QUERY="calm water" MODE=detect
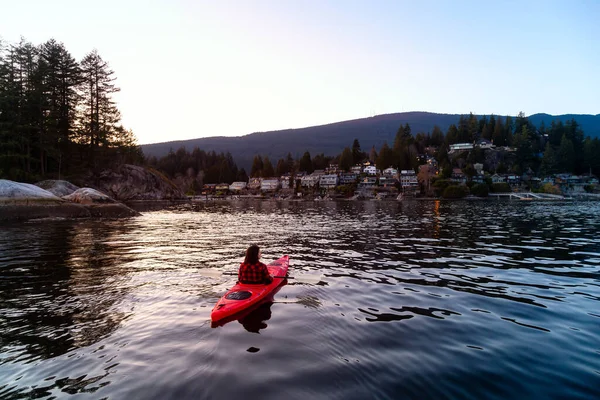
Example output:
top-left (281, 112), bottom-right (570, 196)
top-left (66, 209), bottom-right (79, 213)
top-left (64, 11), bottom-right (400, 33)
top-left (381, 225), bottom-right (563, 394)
top-left (0, 200), bottom-right (599, 400)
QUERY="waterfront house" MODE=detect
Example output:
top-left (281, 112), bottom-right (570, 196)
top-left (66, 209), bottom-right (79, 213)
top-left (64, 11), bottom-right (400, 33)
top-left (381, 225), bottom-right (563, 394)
top-left (383, 167), bottom-right (398, 177)
top-left (229, 181), bottom-right (247, 191)
top-left (400, 170), bottom-right (419, 191)
top-left (202, 183), bottom-right (217, 194)
top-left (319, 174), bottom-right (339, 189)
top-left (339, 173), bottom-right (358, 184)
top-left (491, 173), bottom-right (506, 183)
top-left (248, 177), bottom-right (262, 190)
top-left (301, 174), bottom-right (320, 188)
top-left (261, 178), bottom-right (280, 191)
top-left (364, 165), bottom-right (378, 175)
top-left (215, 183), bottom-right (230, 192)
top-left (507, 175), bottom-right (521, 186)
top-left (358, 176), bottom-right (377, 188)
top-left (279, 174), bottom-right (294, 190)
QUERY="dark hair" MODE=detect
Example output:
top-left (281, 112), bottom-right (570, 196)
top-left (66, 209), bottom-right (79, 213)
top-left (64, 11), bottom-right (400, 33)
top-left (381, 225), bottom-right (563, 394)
top-left (244, 245), bottom-right (260, 264)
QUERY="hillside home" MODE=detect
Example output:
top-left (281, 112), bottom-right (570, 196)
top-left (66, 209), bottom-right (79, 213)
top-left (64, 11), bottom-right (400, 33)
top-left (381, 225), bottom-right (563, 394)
top-left (383, 167), bottom-right (398, 176)
top-left (229, 182), bottom-right (247, 191)
top-left (358, 176), bottom-right (377, 188)
top-left (350, 165), bottom-right (363, 174)
top-left (215, 183), bottom-right (230, 191)
top-left (451, 169), bottom-right (467, 184)
top-left (378, 176), bottom-right (396, 187)
top-left (449, 143), bottom-right (473, 153)
top-left (339, 173), bottom-right (358, 184)
top-left (476, 139), bottom-right (494, 149)
top-left (261, 179), bottom-right (280, 191)
top-left (474, 163), bottom-right (484, 175)
top-left (319, 174), bottom-right (339, 189)
top-left (364, 165), bottom-right (378, 175)
top-left (326, 164), bottom-right (341, 174)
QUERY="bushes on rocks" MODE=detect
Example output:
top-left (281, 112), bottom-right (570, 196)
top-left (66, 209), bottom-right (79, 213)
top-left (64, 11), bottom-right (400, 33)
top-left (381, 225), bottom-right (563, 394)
top-left (470, 183), bottom-right (489, 197)
top-left (491, 183), bottom-right (511, 193)
top-left (442, 185), bottom-right (469, 199)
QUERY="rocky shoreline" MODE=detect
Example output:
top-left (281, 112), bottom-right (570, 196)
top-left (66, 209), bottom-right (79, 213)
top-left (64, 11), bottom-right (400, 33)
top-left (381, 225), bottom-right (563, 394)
top-left (0, 165), bottom-right (186, 221)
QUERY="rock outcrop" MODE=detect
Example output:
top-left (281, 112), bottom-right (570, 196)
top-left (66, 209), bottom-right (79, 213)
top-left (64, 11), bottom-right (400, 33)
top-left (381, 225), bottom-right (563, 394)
top-left (0, 179), bottom-right (139, 220)
top-left (63, 188), bottom-right (116, 204)
top-left (93, 164), bottom-right (185, 201)
top-left (35, 180), bottom-right (79, 197)
top-left (0, 180), bottom-right (63, 204)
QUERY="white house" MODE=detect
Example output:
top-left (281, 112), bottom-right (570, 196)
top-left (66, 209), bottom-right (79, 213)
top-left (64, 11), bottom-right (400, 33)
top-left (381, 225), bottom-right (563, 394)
top-left (319, 174), bottom-right (339, 188)
top-left (301, 174), bottom-right (320, 188)
top-left (261, 179), bottom-right (280, 191)
top-left (383, 167), bottom-right (398, 176)
top-left (229, 181), bottom-right (247, 191)
top-left (449, 143), bottom-right (473, 153)
top-left (364, 165), bottom-right (377, 175)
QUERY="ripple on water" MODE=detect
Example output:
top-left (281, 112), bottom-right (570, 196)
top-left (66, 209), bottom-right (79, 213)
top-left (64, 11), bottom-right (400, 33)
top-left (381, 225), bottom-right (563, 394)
top-left (1, 200), bottom-right (600, 399)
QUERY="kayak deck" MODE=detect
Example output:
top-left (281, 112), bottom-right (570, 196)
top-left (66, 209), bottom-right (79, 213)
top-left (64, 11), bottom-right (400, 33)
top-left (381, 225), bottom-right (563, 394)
top-left (210, 255), bottom-right (289, 323)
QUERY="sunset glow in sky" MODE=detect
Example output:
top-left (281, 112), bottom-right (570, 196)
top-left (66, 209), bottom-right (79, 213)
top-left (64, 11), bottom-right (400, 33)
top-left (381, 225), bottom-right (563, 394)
top-left (2, 0), bottom-right (599, 144)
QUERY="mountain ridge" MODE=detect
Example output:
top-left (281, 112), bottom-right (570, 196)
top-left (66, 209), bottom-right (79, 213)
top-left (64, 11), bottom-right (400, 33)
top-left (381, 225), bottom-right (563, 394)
top-left (141, 112), bottom-right (600, 171)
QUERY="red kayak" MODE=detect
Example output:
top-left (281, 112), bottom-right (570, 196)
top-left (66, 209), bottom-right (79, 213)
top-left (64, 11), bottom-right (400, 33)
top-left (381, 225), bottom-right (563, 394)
top-left (210, 255), bottom-right (289, 324)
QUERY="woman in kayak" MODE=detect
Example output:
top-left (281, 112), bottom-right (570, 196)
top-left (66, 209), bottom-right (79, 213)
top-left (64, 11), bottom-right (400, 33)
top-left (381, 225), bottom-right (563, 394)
top-left (238, 245), bottom-right (273, 285)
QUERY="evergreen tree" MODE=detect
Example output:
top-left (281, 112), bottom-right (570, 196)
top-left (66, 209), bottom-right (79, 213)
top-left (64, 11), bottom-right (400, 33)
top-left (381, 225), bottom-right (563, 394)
top-left (540, 143), bottom-right (557, 176)
top-left (299, 151), bottom-right (313, 173)
top-left (430, 125), bottom-right (444, 146)
top-left (339, 147), bottom-right (353, 171)
top-left (368, 146), bottom-right (377, 163)
top-left (557, 134), bottom-right (575, 173)
top-left (262, 156), bottom-right (275, 177)
top-left (351, 138), bottom-right (362, 164)
top-left (78, 49), bottom-right (121, 168)
top-left (250, 155), bottom-right (263, 177)
top-left (376, 142), bottom-right (394, 170)
top-left (275, 158), bottom-right (286, 176)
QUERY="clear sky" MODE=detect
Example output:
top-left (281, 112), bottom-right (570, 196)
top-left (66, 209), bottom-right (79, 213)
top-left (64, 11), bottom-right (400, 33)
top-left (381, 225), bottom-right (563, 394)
top-left (2, 0), bottom-right (599, 144)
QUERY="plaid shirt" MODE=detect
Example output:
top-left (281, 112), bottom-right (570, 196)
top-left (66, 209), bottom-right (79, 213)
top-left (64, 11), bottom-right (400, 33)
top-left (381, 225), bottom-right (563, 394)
top-left (238, 261), bottom-right (272, 284)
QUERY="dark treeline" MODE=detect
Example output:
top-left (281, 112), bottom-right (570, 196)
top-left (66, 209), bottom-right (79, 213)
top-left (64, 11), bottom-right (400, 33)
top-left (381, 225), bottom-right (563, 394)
top-left (146, 147), bottom-right (248, 194)
top-left (0, 37), bottom-right (142, 182)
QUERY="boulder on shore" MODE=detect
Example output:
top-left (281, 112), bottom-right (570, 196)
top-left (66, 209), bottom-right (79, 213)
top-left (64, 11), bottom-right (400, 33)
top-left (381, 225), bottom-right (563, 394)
top-left (0, 179), bottom-right (63, 204)
top-left (63, 188), bottom-right (116, 204)
top-left (94, 164), bottom-right (185, 201)
top-left (35, 180), bottom-right (79, 197)
top-left (0, 179), bottom-right (139, 220)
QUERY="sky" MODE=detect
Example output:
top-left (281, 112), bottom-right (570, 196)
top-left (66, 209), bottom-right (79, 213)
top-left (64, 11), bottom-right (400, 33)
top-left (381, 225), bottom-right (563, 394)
top-left (1, 0), bottom-right (599, 144)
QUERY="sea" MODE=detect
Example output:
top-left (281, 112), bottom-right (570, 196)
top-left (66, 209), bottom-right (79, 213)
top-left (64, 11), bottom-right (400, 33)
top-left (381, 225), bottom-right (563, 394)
top-left (0, 199), bottom-right (599, 400)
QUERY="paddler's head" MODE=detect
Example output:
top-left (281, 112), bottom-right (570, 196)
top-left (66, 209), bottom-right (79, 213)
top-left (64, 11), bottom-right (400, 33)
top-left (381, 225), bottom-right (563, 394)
top-left (245, 244), bottom-right (261, 264)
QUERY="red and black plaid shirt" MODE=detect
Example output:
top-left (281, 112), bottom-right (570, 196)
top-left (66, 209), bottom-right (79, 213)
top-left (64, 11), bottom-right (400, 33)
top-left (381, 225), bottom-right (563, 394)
top-left (238, 261), bottom-right (272, 284)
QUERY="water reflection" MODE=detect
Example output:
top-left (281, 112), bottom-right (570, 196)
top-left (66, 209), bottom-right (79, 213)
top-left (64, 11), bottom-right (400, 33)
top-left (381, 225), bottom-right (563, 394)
top-left (0, 200), bottom-right (599, 400)
top-left (238, 302), bottom-right (273, 333)
top-left (0, 220), bottom-right (135, 364)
